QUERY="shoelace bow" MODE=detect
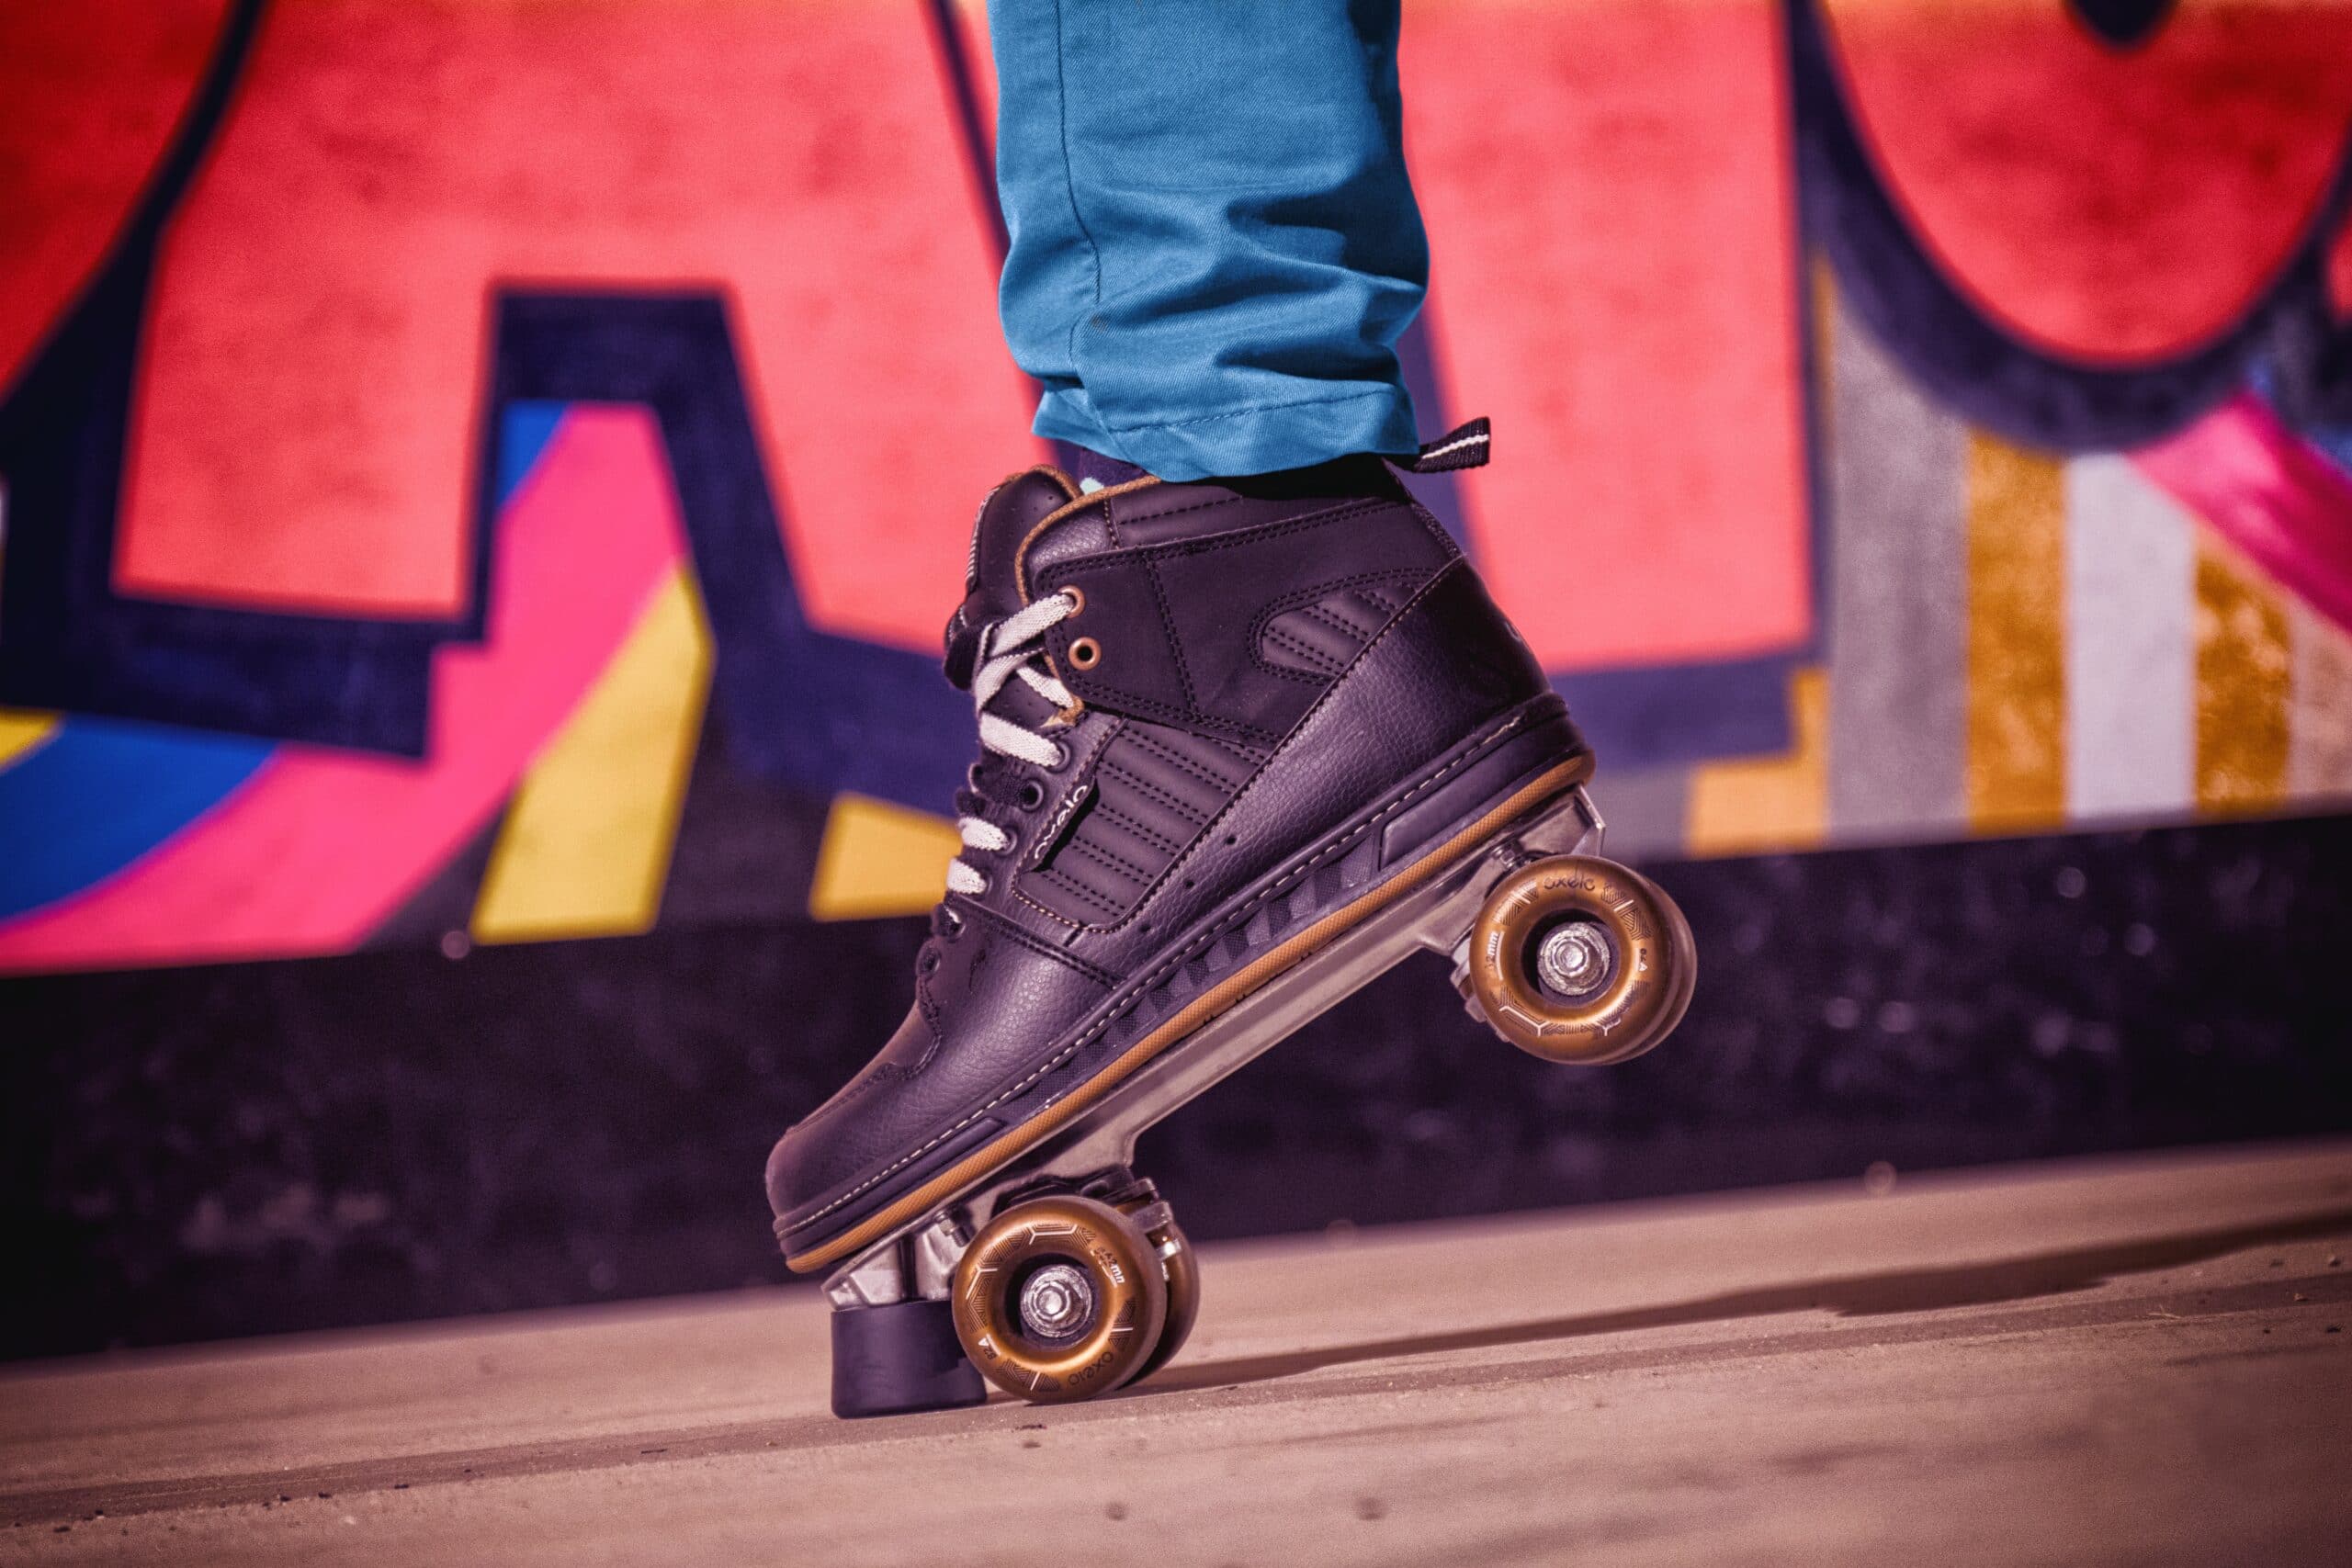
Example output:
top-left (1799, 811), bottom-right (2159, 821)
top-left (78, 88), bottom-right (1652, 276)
top-left (944, 590), bottom-right (1080, 897)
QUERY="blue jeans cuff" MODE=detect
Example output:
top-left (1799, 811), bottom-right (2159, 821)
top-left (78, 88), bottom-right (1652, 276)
top-left (1035, 385), bottom-right (1420, 481)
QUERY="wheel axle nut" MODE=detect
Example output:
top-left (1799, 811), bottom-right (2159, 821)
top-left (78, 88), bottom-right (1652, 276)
top-left (1019, 1263), bottom-right (1095, 1339)
top-left (1535, 922), bottom-right (1611, 998)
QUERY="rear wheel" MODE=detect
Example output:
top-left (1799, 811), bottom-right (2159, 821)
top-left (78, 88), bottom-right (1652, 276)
top-left (1462, 854), bottom-right (1695, 1066)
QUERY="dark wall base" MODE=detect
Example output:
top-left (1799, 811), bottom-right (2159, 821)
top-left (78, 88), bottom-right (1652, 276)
top-left (4, 813), bottom-right (2348, 1359)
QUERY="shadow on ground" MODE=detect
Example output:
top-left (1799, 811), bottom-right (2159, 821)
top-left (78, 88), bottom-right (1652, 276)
top-left (1148, 1205), bottom-right (2352, 1394)
top-left (7, 1199), bottom-right (2347, 1528)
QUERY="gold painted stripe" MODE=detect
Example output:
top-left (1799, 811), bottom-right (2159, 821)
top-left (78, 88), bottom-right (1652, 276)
top-left (472, 567), bottom-right (712, 943)
top-left (808, 794), bottom-right (964, 921)
top-left (1683, 667), bottom-right (1827, 858)
top-left (1964, 432), bottom-right (2067, 832)
top-left (2287, 601), bottom-right (2352, 804)
top-left (0, 710), bottom-right (61, 770)
top-left (786, 752), bottom-right (1595, 1274)
top-left (2192, 538), bottom-right (2291, 816)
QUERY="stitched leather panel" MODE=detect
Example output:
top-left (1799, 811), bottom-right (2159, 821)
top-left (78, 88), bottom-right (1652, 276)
top-left (770, 561), bottom-right (1576, 1247)
top-left (1018, 491), bottom-right (1114, 588)
top-left (766, 897), bottom-right (1114, 1221)
top-left (945, 469), bottom-right (1080, 687)
top-left (1255, 575), bottom-right (1419, 679)
top-left (1123, 725), bottom-right (1256, 796)
top-left (967, 470), bottom-right (1077, 625)
top-left (1038, 497), bottom-right (1455, 745)
top-left (1028, 840), bottom-right (1140, 922)
top-left (777, 694), bottom-right (1583, 1247)
top-left (1060, 561), bottom-right (1554, 950)
top-left (1015, 722), bottom-right (1258, 927)
top-left (971, 704), bottom-right (1124, 906)
top-left (1069, 798), bottom-right (1175, 880)
top-left (1089, 758), bottom-right (1200, 852)
top-left (1011, 560), bottom-right (1548, 944)
top-left (1100, 456), bottom-right (1408, 547)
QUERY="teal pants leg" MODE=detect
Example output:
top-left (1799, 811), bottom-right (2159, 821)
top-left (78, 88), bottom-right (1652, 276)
top-left (986, 0), bottom-right (1427, 479)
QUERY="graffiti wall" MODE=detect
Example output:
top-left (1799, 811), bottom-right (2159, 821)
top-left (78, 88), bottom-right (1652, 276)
top-left (4, 0), bottom-right (2350, 975)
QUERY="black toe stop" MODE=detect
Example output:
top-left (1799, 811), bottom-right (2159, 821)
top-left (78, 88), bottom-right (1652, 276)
top-left (830, 1297), bottom-right (989, 1419)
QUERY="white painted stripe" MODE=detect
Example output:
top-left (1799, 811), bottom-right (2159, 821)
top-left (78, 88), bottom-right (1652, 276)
top-left (2064, 456), bottom-right (2194, 821)
top-left (1822, 290), bottom-right (1968, 839)
top-left (2288, 599), bottom-right (2352, 803)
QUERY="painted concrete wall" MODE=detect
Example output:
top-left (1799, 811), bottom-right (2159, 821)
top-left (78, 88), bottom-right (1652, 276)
top-left (3, 0), bottom-right (2350, 973)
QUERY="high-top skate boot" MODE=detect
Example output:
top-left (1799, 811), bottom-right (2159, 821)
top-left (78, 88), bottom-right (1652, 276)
top-left (770, 430), bottom-right (1694, 1416)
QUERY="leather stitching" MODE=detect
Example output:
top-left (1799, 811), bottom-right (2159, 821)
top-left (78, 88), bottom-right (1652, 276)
top-left (1247, 570), bottom-right (1429, 684)
top-left (1018, 733), bottom-right (1222, 929)
top-left (794, 566), bottom-right (1536, 1231)
top-left (1046, 502), bottom-right (1392, 581)
top-left (1301, 601), bottom-right (1373, 639)
top-left (1197, 732), bottom-right (1269, 767)
top-left (1124, 728), bottom-right (1243, 793)
top-left (1033, 682), bottom-right (1281, 747)
top-left (1110, 491), bottom-right (1247, 530)
top-left (912, 969), bottom-right (944, 1063)
top-left (1032, 867), bottom-right (1127, 917)
top-left (954, 897), bottom-right (1122, 987)
top-left (1093, 761), bottom-right (1210, 823)
top-left (1012, 476), bottom-right (1153, 603)
top-left (1108, 489), bottom-right (1361, 534)
top-left (1143, 556), bottom-right (1199, 712)
top-left (1058, 833), bottom-right (1159, 886)
top-left (1092, 801), bottom-right (1186, 856)
top-left (1261, 624), bottom-right (1347, 678)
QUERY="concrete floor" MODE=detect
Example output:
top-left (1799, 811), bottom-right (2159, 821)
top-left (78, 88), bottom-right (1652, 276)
top-left (3, 1144), bottom-right (2347, 1566)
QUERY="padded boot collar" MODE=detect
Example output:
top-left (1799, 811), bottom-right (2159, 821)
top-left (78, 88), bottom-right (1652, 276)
top-left (943, 468), bottom-right (1080, 689)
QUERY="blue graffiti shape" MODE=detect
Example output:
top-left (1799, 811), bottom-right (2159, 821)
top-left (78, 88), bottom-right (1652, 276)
top-left (2068, 0), bottom-right (2177, 51)
top-left (0, 720), bottom-right (271, 921)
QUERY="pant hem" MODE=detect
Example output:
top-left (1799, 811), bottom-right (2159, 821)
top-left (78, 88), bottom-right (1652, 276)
top-left (1036, 386), bottom-right (1419, 480)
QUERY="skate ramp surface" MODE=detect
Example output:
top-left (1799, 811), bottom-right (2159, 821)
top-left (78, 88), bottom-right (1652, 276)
top-left (4, 1143), bottom-right (2347, 1565)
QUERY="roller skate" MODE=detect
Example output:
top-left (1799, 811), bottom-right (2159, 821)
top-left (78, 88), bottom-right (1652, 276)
top-left (766, 426), bottom-right (1695, 1416)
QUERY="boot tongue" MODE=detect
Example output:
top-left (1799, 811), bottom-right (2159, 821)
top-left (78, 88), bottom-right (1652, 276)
top-left (943, 468), bottom-right (1080, 689)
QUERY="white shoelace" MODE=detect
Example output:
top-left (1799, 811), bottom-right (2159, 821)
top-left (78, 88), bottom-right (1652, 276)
top-left (945, 590), bottom-right (1080, 897)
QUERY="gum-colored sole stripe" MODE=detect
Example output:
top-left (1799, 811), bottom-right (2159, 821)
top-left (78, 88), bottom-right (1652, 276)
top-left (786, 752), bottom-right (1594, 1274)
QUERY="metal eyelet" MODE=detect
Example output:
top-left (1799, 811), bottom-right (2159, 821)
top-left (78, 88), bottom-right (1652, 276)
top-left (1018, 779), bottom-right (1046, 810)
top-left (1068, 637), bottom-right (1102, 670)
top-left (1062, 586), bottom-right (1086, 617)
top-left (1047, 743), bottom-right (1071, 772)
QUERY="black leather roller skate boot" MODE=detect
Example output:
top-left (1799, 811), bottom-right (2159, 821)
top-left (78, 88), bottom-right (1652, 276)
top-left (770, 429), bottom-right (1694, 1416)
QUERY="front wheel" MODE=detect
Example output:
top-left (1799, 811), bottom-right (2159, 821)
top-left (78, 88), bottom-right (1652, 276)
top-left (949, 1194), bottom-right (1168, 1403)
top-left (1461, 854), bottom-right (1695, 1066)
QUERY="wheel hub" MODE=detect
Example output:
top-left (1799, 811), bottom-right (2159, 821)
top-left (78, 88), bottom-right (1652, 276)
top-left (1018, 1263), bottom-right (1096, 1340)
top-left (1534, 921), bottom-right (1612, 999)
